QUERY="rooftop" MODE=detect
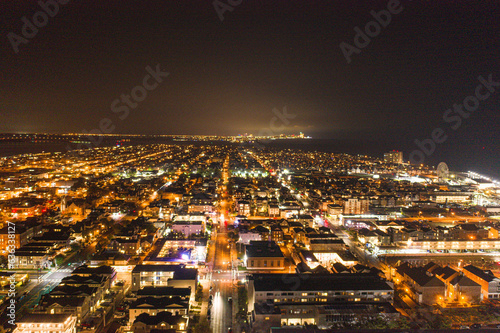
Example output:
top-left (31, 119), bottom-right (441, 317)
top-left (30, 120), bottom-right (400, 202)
top-left (251, 273), bottom-right (393, 292)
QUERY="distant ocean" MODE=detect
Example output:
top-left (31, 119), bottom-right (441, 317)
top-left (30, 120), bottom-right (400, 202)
top-left (0, 138), bottom-right (498, 180)
top-left (0, 143), bottom-right (71, 157)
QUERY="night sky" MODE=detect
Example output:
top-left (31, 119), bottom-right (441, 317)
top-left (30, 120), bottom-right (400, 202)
top-left (1, 1), bottom-right (499, 174)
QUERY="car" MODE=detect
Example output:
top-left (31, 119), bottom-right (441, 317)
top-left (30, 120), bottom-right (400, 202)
top-left (459, 326), bottom-right (470, 329)
top-left (470, 323), bottom-right (481, 329)
top-left (496, 324), bottom-right (500, 329)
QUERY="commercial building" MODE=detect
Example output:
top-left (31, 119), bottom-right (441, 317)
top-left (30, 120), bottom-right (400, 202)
top-left (131, 264), bottom-right (197, 295)
top-left (244, 241), bottom-right (285, 270)
top-left (431, 191), bottom-right (473, 204)
top-left (171, 221), bottom-right (204, 237)
top-left (13, 314), bottom-right (77, 333)
top-left (405, 239), bottom-right (500, 251)
top-left (248, 273), bottom-right (394, 313)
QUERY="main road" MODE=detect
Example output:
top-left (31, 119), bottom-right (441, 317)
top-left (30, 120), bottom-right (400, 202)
top-left (209, 231), bottom-right (235, 333)
top-left (0, 266), bottom-right (75, 329)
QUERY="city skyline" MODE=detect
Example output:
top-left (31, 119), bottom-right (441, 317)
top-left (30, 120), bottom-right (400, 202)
top-left (1, 1), bottom-right (500, 332)
top-left (1, 0), bottom-right (499, 179)
top-left (1, 143), bottom-right (500, 332)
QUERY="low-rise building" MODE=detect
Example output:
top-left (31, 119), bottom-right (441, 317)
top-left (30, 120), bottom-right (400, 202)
top-left (271, 225), bottom-right (284, 245)
top-left (428, 263), bottom-right (481, 304)
top-left (289, 215), bottom-right (315, 228)
top-left (14, 247), bottom-right (51, 269)
top-left (395, 263), bottom-right (445, 305)
top-left (131, 265), bottom-right (197, 295)
top-left (244, 241), bottom-right (285, 270)
top-left (38, 296), bottom-right (90, 324)
top-left (136, 286), bottom-right (191, 300)
top-left (171, 221), bottom-right (204, 237)
top-left (131, 311), bottom-right (188, 333)
top-left (13, 314), bottom-right (77, 333)
top-left (108, 238), bottom-right (141, 255)
top-left (268, 204), bottom-right (280, 217)
top-left (238, 230), bottom-right (262, 245)
top-left (129, 297), bottom-right (189, 324)
top-left (462, 265), bottom-right (500, 300)
top-left (248, 273), bottom-right (394, 314)
top-left (431, 191), bottom-right (473, 204)
top-left (0, 225), bottom-right (32, 254)
top-left (236, 200), bottom-right (251, 216)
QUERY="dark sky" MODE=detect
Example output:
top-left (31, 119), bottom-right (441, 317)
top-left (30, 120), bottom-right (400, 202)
top-left (1, 0), bottom-right (499, 173)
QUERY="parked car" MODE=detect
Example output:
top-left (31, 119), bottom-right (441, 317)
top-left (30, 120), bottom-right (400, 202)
top-left (470, 324), bottom-right (481, 329)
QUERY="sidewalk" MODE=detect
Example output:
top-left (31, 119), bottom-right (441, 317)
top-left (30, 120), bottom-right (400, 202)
top-left (18, 280), bottom-right (37, 294)
top-left (232, 283), bottom-right (239, 333)
top-left (199, 279), bottom-right (210, 320)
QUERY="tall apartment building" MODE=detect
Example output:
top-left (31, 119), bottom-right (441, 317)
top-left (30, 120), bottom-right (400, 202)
top-left (384, 151), bottom-right (403, 164)
top-left (343, 198), bottom-right (369, 215)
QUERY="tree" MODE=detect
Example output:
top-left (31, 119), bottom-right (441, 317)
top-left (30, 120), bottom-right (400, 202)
top-left (228, 230), bottom-right (239, 241)
top-left (364, 316), bottom-right (389, 329)
top-left (236, 284), bottom-right (248, 324)
top-left (427, 314), bottom-right (451, 329)
top-left (388, 316), bottom-right (411, 329)
top-left (195, 283), bottom-right (203, 302)
top-left (192, 319), bottom-right (211, 333)
top-left (54, 254), bottom-right (65, 267)
top-left (347, 229), bottom-right (358, 242)
top-left (0, 255), bottom-right (7, 268)
top-left (144, 222), bottom-right (158, 234)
